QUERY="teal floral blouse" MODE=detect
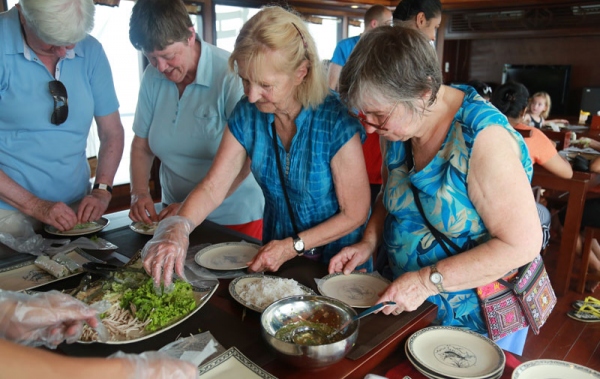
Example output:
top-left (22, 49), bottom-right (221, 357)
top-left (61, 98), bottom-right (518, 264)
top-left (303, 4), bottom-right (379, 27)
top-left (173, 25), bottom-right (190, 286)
top-left (382, 85), bottom-right (533, 334)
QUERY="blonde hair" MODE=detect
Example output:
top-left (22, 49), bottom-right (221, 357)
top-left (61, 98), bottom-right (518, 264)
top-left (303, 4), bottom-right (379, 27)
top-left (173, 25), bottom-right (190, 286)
top-left (228, 6), bottom-right (328, 109)
top-left (528, 91), bottom-right (552, 119)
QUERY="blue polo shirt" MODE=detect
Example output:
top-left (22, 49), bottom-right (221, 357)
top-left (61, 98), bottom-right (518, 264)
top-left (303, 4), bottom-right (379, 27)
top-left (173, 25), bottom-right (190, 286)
top-left (132, 37), bottom-right (264, 225)
top-left (0, 7), bottom-right (119, 210)
top-left (330, 35), bottom-right (360, 66)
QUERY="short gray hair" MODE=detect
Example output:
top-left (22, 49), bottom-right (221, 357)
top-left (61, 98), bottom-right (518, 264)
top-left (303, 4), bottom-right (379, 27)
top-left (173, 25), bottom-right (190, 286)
top-left (338, 26), bottom-right (442, 115)
top-left (20, 0), bottom-right (95, 46)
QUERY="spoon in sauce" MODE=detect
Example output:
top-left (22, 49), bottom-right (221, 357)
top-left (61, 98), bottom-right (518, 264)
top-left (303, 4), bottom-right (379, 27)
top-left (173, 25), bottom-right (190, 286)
top-left (291, 301), bottom-right (396, 345)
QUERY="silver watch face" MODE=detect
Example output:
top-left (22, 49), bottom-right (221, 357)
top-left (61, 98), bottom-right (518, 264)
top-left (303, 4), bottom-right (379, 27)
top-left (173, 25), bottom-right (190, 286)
top-left (430, 272), bottom-right (443, 284)
top-left (294, 239), bottom-right (304, 252)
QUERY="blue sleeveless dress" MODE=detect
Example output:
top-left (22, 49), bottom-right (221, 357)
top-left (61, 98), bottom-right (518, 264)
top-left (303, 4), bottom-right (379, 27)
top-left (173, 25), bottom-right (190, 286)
top-left (382, 85), bottom-right (533, 334)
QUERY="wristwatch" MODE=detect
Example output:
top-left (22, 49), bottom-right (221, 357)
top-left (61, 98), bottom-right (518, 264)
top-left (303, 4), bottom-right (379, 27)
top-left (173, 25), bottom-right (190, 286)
top-left (292, 235), bottom-right (305, 256)
top-left (429, 263), bottom-right (445, 293)
top-left (93, 183), bottom-right (113, 194)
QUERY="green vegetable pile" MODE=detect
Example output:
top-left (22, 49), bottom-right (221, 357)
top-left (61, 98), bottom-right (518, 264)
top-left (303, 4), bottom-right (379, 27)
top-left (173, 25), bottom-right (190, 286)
top-left (120, 278), bottom-right (197, 332)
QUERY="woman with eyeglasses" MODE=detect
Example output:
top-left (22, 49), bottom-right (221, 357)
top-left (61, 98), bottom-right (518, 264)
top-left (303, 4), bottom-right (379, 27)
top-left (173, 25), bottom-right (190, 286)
top-left (141, 6), bottom-right (371, 287)
top-left (329, 26), bottom-right (542, 355)
top-left (0, 0), bottom-right (124, 235)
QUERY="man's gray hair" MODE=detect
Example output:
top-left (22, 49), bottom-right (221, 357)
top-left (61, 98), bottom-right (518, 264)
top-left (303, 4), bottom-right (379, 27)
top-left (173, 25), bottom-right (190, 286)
top-left (20, 0), bottom-right (95, 46)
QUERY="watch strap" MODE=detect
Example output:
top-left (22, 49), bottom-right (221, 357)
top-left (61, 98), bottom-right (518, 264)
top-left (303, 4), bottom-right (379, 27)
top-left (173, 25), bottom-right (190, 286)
top-left (93, 183), bottom-right (113, 194)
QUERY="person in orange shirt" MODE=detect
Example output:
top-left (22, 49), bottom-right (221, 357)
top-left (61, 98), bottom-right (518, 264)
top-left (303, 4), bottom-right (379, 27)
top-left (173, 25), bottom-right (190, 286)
top-left (492, 81), bottom-right (573, 252)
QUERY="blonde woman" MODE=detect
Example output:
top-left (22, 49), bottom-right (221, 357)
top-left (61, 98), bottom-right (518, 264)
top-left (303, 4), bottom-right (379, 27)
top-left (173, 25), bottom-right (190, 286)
top-left (142, 6), bottom-right (371, 286)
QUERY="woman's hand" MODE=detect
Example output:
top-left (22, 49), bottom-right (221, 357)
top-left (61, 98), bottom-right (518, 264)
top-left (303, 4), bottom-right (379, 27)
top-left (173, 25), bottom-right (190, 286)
top-left (141, 216), bottom-right (195, 286)
top-left (247, 238), bottom-right (297, 272)
top-left (0, 290), bottom-right (101, 348)
top-left (157, 203), bottom-right (181, 220)
top-left (375, 270), bottom-right (435, 316)
top-left (328, 240), bottom-right (375, 274)
top-left (129, 192), bottom-right (158, 224)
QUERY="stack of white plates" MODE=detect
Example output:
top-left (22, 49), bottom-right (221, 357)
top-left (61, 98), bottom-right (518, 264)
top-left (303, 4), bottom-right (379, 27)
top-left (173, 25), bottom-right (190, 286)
top-left (405, 326), bottom-right (506, 379)
top-left (512, 359), bottom-right (600, 379)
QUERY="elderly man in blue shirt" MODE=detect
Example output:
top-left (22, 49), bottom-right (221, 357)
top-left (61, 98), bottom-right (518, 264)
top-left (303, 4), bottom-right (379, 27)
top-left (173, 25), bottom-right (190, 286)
top-left (0, 0), bottom-right (124, 234)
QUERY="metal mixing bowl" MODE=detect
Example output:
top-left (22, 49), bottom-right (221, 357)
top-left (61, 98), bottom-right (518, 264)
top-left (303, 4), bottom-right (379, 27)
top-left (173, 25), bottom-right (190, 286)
top-left (260, 295), bottom-right (359, 368)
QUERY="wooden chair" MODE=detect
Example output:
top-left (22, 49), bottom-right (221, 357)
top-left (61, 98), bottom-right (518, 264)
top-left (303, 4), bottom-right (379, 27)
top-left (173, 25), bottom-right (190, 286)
top-left (577, 226), bottom-right (600, 293)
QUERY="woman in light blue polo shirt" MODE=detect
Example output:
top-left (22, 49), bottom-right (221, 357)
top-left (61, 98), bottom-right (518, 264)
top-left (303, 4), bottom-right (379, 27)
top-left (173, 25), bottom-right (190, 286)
top-left (128, 0), bottom-right (264, 240)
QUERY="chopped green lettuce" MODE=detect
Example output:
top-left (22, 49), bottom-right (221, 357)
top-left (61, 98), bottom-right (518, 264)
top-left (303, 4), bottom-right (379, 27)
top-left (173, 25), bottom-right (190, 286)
top-left (120, 278), bottom-right (196, 332)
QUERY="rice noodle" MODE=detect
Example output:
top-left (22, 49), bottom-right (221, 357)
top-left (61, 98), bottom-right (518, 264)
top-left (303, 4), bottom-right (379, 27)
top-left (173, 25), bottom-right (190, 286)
top-left (238, 277), bottom-right (306, 309)
top-left (80, 299), bottom-right (151, 342)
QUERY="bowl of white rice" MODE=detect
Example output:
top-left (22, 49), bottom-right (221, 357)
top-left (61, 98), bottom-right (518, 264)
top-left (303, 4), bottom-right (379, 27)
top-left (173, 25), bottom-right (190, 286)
top-left (261, 295), bottom-right (359, 368)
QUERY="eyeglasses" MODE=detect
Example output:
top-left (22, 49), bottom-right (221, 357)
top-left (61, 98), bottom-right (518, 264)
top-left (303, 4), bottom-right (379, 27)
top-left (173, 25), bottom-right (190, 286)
top-left (349, 101), bottom-right (400, 130)
top-left (48, 80), bottom-right (68, 125)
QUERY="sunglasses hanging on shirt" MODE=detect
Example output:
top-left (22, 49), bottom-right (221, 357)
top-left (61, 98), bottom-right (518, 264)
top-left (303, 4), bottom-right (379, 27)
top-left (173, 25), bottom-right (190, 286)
top-left (48, 80), bottom-right (69, 125)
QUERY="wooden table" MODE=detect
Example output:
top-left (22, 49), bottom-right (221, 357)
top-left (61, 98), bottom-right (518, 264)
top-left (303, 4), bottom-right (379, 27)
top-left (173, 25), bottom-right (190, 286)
top-left (532, 166), bottom-right (600, 295)
top-left (31, 210), bottom-right (437, 378)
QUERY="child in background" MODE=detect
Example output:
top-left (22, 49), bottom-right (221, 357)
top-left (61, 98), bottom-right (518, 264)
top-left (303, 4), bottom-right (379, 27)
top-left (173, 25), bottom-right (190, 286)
top-left (523, 91), bottom-right (569, 128)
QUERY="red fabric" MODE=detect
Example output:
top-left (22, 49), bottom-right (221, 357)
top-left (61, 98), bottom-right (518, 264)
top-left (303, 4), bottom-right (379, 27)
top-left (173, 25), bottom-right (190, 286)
top-left (385, 350), bottom-right (521, 379)
top-left (362, 132), bottom-right (383, 185)
top-left (224, 219), bottom-right (263, 241)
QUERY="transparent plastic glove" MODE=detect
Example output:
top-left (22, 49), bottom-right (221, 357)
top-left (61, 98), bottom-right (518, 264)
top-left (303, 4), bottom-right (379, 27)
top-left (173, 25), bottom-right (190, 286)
top-left (141, 216), bottom-right (195, 287)
top-left (0, 290), bottom-right (105, 349)
top-left (109, 351), bottom-right (197, 379)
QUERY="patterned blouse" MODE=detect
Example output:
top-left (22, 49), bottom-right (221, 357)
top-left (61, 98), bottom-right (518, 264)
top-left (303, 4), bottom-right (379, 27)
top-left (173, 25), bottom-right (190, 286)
top-left (228, 94), bottom-right (371, 269)
top-left (382, 85), bottom-right (533, 333)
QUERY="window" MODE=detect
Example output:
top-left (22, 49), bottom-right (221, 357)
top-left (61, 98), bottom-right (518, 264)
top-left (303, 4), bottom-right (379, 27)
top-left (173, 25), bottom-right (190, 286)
top-left (88, 2), bottom-right (142, 185)
top-left (304, 16), bottom-right (340, 62)
top-left (349, 19), bottom-right (364, 38)
top-left (215, 5), bottom-right (260, 52)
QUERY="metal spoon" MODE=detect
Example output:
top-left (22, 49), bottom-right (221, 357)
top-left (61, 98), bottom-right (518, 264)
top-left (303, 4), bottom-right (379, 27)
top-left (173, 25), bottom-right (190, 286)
top-left (291, 301), bottom-right (396, 345)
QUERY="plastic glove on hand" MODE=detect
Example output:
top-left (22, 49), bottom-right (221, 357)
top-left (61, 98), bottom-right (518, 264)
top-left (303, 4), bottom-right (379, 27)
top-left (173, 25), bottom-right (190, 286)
top-left (0, 290), bottom-right (102, 348)
top-left (141, 216), bottom-right (195, 287)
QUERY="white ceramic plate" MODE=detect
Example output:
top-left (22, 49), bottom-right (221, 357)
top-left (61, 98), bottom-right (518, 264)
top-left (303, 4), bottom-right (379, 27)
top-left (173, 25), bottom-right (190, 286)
top-left (512, 359), bottom-right (600, 379)
top-left (317, 272), bottom-right (391, 308)
top-left (45, 217), bottom-right (109, 236)
top-left (78, 282), bottom-right (218, 345)
top-left (405, 342), bottom-right (503, 379)
top-left (198, 347), bottom-right (276, 379)
top-left (129, 221), bottom-right (158, 235)
top-left (229, 274), bottom-right (316, 313)
top-left (407, 326), bottom-right (505, 379)
top-left (195, 242), bottom-right (260, 270)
